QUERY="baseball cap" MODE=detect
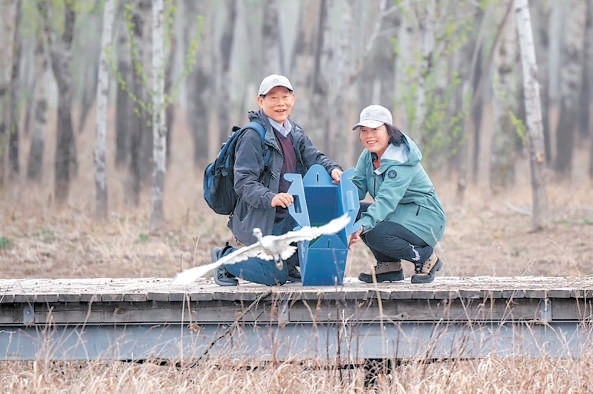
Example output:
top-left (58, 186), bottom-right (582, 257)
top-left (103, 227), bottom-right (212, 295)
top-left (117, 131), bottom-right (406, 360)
top-left (258, 74), bottom-right (294, 96)
top-left (352, 105), bottom-right (393, 130)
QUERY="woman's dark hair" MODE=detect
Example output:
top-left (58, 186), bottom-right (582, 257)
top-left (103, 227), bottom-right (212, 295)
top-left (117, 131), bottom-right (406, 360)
top-left (385, 124), bottom-right (404, 145)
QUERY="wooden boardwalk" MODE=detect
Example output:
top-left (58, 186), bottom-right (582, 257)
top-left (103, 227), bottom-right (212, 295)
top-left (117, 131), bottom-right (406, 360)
top-left (1, 276), bottom-right (593, 361)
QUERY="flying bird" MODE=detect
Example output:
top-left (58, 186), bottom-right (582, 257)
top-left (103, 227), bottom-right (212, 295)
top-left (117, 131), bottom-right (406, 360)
top-left (173, 213), bottom-right (351, 285)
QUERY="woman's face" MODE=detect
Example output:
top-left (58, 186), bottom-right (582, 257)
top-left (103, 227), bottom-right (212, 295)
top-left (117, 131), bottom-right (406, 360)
top-left (358, 125), bottom-right (390, 156)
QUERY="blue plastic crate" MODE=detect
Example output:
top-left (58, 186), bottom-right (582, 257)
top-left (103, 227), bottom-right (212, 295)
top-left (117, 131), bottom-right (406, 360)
top-left (286, 165), bottom-right (360, 285)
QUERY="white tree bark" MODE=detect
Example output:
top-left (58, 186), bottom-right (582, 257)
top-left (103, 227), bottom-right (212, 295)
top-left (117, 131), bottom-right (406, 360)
top-left (150, 0), bottom-right (166, 232)
top-left (515, 0), bottom-right (548, 230)
top-left (95, 0), bottom-right (117, 220)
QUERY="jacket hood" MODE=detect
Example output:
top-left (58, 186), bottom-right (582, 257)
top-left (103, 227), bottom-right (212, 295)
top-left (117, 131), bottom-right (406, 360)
top-left (380, 132), bottom-right (422, 167)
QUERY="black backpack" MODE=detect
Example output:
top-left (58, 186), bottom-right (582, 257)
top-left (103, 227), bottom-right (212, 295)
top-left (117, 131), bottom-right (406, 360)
top-left (203, 121), bottom-right (270, 215)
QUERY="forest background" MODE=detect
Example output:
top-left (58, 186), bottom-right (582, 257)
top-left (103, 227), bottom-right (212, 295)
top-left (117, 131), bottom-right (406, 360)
top-left (0, 0), bottom-right (592, 281)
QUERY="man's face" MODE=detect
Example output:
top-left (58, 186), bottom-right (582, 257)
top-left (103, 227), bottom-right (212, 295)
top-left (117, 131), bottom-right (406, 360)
top-left (257, 86), bottom-right (295, 125)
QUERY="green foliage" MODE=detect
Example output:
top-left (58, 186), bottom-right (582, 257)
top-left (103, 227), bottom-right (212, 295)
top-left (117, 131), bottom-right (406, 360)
top-left (509, 111), bottom-right (527, 146)
top-left (135, 233), bottom-right (149, 244)
top-left (0, 237), bottom-right (12, 250)
top-left (393, 0), bottom-right (477, 168)
top-left (108, 0), bottom-right (203, 127)
top-left (36, 228), bottom-right (57, 243)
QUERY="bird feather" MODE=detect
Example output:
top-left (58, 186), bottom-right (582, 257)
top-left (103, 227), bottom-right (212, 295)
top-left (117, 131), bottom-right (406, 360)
top-left (173, 213), bottom-right (351, 285)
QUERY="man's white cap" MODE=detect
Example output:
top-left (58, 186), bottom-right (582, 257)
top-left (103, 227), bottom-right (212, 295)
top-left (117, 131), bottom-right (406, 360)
top-left (258, 74), bottom-right (294, 96)
top-left (352, 104), bottom-right (393, 130)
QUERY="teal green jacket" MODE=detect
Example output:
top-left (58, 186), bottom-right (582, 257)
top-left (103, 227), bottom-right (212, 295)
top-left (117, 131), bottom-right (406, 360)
top-left (352, 133), bottom-right (446, 247)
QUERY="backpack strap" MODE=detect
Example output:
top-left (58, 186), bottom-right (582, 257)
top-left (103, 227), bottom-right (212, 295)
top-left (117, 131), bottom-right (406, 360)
top-left (244, 121), bottom-right (271, 169)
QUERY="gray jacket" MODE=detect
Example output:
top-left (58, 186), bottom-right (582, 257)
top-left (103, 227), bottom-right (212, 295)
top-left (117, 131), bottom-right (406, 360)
top-left (229, 110), bottom-right (342, 245)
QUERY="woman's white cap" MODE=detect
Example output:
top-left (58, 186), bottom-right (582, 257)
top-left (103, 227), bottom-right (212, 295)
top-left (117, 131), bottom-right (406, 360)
top-left (352, 105), bottom-right (393, 130)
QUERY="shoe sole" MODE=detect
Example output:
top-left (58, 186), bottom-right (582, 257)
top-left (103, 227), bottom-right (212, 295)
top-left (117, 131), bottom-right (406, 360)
top-left (411, 259), bottom-right (443, 284)
top-left (214, 277), bottom-right (238, 286)
top-left (358, 271), bottom-right (405, 283)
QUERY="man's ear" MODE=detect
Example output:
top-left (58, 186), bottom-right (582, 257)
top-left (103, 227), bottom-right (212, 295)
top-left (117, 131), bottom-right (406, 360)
top-left (257, 95), bottom-right (265, 108)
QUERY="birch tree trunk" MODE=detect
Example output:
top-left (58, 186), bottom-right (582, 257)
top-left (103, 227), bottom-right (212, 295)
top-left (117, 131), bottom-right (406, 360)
top-left (394, 0), bottom-right (413, 132)
top-left (514, 0), bottom-right (548, 231)
top-left (554, 0), bottom-right (586, 177)
top-left (150, 0), bottom-right (166, 232)
top-left (38, 1), bottom-right (77, 204)
top-left (455, 3), bottom-right (486, 202)
top-left (533, 1), bottom-right (552, 162)
top-left (0, 0), bottom-right (16, 186)
top-left (185, 0), bottom-right (212, 165)
top-left (115, 4), bottom-right (132, 167)
top-left (8, 0), bottom-right (22, 179)
top-left (127, 0), bottom-right (151, 206)
top-left (309, 0), bottom-right (329, 150)
top-left (580, 0), bottom-right (592, 141)
top-left (262, 0), bottom-right (283, 74)
top-left (26, 39), bottom-right (49, 182)
top-left (324, 1), bottom-right (352, 159)
top-left (414, 1), bottom-right (435, 131)
top-left (95, 0), bottom-right (116, 220)
top-left (213, 0), bottom-right (237, 149)
top-left (289, 0), bottom-right (318, 90)
top-left (587, 0), bottom-right (593, 179)
top-left (489, 0), bottom-right (519, 193)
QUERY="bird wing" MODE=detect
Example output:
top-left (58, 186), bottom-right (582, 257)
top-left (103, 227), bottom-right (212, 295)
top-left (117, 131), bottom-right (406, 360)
top-left (277, 213), bottom-right (351, 244)
top-left (279, 245), bottom-right (298, 260)
top-left (173, 242), bottom-right (265, 285)
top-left (173, 214), bottom-right (350, 285)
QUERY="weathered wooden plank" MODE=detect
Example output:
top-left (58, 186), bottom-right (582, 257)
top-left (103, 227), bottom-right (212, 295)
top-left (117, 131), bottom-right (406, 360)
top-left (2, 277), bottom-right (593, 304)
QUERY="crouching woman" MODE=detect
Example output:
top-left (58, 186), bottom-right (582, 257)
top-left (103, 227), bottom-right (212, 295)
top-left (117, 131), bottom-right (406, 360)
top-left (348, 105), bottom-right (446, 284)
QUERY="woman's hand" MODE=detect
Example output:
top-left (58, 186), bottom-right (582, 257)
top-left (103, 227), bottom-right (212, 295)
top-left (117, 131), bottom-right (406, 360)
top-left (348, 228), bottom-right (363, 249)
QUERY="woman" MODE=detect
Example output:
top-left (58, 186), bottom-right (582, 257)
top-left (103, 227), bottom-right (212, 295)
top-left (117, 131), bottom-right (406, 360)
top-left (348, 105), bottom-right (446, 284)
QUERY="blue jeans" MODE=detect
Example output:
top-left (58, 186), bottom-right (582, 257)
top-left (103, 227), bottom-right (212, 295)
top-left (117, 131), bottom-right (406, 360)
top-left (223, 216), bottom-right (298, 286)
top-left (358, 203), bottom-right (433, 265)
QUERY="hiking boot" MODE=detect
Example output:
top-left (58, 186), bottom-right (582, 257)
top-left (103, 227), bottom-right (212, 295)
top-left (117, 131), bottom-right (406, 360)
top-left (287, 266), bottom-right (301, 283)
top-left (212, 243), bottom-right (238, 286)
top-left (214, 265), bottom-right (238, 286)
top-left (211, 242), bottom-right (233, 263)
top-left (211, 247), bottom-right (224, 263)
top-left (358, 261), bottom-right (404, 283)
top-left (411, 252), bottom-right (443, 284)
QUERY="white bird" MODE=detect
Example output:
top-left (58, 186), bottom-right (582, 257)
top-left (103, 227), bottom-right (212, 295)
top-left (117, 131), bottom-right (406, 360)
top-left (173, 213), bottom-right (351, 285)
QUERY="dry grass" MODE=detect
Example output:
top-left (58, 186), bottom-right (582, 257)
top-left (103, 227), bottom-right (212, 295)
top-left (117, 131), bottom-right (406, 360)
top-left (2, 115), bottom-right (593, 392)
top-left (1, 357), bottom-right (593, 393)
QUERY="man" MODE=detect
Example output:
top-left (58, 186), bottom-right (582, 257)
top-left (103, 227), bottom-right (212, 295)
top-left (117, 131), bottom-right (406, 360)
top-left (212, 74), bottom-right (343, 286)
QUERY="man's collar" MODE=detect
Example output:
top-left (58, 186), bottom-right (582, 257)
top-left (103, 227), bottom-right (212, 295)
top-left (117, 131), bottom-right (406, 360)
top-left (268, 118), bottom-right (292, 137)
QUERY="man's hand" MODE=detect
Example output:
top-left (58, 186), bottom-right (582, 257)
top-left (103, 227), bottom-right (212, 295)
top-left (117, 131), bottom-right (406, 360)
top-left (271, 192), bottom-right (294, 208)
top-left (331, 168), bottom-right (343, 184)
top-left (348, 228), bottom-right (363, 249)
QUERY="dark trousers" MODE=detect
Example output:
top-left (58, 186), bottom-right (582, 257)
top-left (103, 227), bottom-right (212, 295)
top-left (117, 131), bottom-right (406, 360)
top-left (358, 203), bottom-right (433, 266)
top-left (224, 216), bottom-right (298, 286)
